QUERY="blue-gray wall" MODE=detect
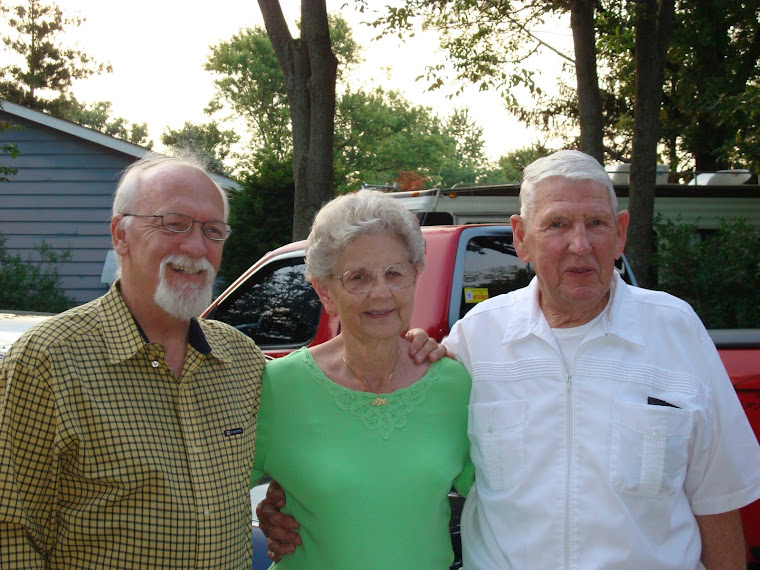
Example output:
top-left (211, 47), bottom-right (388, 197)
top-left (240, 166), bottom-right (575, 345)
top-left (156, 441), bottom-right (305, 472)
top-left (0, 111), bottom-right (132, 305)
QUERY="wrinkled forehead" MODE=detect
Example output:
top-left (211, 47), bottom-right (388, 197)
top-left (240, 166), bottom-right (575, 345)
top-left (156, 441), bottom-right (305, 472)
top-left (535, 177), bottom-right (616, 215)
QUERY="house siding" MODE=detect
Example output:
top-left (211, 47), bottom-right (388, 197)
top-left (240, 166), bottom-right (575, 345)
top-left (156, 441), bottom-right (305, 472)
top-left (1, 101), bottom-right (239, 310)
top-left (0, 112), bottom-right (130, 305)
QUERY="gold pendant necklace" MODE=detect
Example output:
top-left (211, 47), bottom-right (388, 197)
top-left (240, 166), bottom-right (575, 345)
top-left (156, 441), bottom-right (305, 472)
top-left (342, 353), bottom-right (397, 406)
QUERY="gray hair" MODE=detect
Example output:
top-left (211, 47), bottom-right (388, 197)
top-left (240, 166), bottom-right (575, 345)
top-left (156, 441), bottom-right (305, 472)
top-left (305, 189), bottom-right (426, 280)
top-left (112, 151), bottom-right (229, 229)
top-left (520, 150), bottom-right (617, 225)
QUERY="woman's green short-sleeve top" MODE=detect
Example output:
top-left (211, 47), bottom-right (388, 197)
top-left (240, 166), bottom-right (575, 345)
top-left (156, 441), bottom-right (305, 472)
top-left (252, 348), bottom-right (472, 569)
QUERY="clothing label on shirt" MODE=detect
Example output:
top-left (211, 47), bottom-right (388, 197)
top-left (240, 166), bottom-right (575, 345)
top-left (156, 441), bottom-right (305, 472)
top-left (464, 288), bottom-right (489, 304)
top-left (224, 428), bottom-right (243, 436)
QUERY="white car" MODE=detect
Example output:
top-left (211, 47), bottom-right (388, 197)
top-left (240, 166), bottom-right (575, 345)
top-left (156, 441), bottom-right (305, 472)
top-left (0, 312), bottom-right (54, 358)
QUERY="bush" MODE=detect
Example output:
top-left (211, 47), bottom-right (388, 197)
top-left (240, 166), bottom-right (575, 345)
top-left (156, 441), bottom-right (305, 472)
top-left (653, 217), bottom-right (760, 329)
top-left (0, 234), bottom-right (75, 313)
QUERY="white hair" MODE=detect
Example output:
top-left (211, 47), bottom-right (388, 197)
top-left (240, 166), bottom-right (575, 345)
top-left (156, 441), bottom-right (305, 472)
top-left (305, 189), bottom-right (426, 280)
top-left (520, 150), bottom-right (617, 226)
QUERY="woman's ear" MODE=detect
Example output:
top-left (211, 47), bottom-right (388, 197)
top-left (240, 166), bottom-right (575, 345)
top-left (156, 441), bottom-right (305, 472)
top-left (312, 278), bottom-right (337, 316)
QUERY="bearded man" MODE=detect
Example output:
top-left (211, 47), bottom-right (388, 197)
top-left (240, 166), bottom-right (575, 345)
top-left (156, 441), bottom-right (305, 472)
top-left (0, 154), bottom-right (266, 569)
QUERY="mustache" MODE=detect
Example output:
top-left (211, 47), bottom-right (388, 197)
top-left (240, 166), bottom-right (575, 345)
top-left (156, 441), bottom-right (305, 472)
top-left (159, 254), bottom-right (215, 278)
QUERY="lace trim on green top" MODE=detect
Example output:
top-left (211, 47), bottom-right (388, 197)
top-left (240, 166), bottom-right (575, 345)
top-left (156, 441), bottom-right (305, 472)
top-left (301, 349), bottom-right (439, 439)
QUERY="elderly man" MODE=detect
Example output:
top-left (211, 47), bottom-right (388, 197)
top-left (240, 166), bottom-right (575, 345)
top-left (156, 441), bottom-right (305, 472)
top-left (0, 154), bottom-right (265, 568)
top-left (450, 149), bottom-right (760, 569)
top-left (261, 150), bottom-right (760, 569)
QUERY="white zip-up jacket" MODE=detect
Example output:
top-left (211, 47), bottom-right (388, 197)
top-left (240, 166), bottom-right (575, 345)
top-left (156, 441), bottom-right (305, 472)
top-left (446, 274), bottom-right (760, 569)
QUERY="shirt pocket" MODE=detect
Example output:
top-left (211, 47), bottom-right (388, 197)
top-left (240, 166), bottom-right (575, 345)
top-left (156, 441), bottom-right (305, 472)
top-left (610, 401), bottom-right (693, 498)
top-left (468, 400), bottom-right (527, 492)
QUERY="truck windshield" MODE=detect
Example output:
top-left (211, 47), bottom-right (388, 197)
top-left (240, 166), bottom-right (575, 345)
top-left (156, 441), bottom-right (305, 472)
top-left (212, 260), bottom-right (322, 347)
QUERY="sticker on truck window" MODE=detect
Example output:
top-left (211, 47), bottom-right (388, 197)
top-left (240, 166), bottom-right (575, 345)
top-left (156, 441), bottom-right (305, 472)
top-left (464, 288), bottom-right (489, 304)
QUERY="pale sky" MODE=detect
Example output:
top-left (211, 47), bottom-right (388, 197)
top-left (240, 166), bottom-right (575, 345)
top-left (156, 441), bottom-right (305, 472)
top-left (62, 0), bottom-right (572, 161)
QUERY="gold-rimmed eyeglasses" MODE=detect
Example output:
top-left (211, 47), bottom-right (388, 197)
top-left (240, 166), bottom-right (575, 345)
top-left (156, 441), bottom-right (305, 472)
top-left (333, 262), bottom-right (418, 294)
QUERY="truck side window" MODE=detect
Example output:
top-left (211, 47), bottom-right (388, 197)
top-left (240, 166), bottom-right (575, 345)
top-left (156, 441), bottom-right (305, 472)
top-left (212, 260), bottom-right (322, 348)
top-left (459, 235), bottom-right (535, 320)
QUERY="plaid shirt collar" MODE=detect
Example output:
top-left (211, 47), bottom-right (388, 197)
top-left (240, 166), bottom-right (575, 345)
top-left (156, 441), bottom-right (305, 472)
top-left (96, 280), bottom-right (234, 365)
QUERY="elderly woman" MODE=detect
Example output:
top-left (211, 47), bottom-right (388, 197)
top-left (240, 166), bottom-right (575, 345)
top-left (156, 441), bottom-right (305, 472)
top-left (250, 189), bottom-right (472, 569)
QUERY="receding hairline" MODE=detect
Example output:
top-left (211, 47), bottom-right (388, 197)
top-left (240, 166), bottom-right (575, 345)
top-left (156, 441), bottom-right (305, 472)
top-left (115, 160), bottom-right (228, 220)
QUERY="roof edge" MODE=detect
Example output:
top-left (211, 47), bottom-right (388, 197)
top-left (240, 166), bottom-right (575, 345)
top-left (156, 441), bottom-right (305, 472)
top-left (0, 99), bottom-right (239, 190)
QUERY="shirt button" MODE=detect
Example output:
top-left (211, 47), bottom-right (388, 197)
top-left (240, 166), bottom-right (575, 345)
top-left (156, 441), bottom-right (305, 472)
top-left (151, 361), bottom-right (159, 368)
top-left (204, 509), bottom-right (210, 516)
top-left (192, 445), bottom-right (199, 453)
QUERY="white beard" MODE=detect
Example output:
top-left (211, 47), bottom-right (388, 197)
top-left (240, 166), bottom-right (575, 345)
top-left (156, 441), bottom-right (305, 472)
top-left (154, 254), bottom-right (216, 320)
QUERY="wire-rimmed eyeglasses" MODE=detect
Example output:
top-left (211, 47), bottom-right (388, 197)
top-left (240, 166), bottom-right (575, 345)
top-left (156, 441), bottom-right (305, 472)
top-left (121, 212), bottom-right (233, 242)
top-left (333, 262), bottom-right (418, 294)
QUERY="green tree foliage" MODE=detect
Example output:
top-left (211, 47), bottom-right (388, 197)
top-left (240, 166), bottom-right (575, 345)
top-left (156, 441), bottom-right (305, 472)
top-left (217, 153), bottom-right (294, 288)
top-left (205, 26), bottom-right (293, 162)
top-left (561, 0), bottom-right (759, 174)
top-left (206, 17), bottom-right (495, 192)
top-left (205, 15), bottom-right (361, 165)
top-left (0, 0), bottom-right (107, 106)
top-left (661, 1), bottom-right (760, 172)
top-left (50, 97), bottom-right (152, 147)
top-left (0, 0), bottom-right (150, 146)
top-left (654, 217), bottom-right (760, 328)
top-left (717, 84), bottom-right (760, 173)
top-left (373, 1), bottom-right (759, 174)
top-left (482, 143), bottom-right (553, 184)
top-left (334, 91), bottom-right (495, 191)
top-left (334, 88), bottom-right (451, 191)
top-left (161, 121), bottom-right (238, 176)
top-left (0, 234), bottom-right (74, 312)
top-left (437, 108), bottom-right (492, 186)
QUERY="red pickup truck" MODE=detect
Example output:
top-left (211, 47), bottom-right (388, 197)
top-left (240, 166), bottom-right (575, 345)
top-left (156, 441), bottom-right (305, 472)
top-left (203, 224), bottom-right (760, 568)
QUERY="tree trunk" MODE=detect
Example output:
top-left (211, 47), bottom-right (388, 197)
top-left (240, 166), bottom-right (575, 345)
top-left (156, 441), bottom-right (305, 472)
top-left (627, 0), bottom-right (674, 288)
top-left (569, 0), bottom-right (604, 163)
top-left (300, 1), bottom-right (337, 240)
top-left (692, 122), bottom-right (731, 172)
top-left (258, 0), bottom-right (337, 240)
